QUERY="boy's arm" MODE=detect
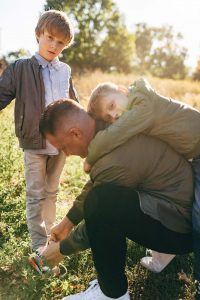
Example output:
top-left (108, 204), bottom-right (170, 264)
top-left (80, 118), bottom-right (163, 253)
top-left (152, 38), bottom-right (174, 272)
top-left (0, 64), bottom-right (16, 110)
top-left (87, 99), bottom-right (154, 166)
top-left (69, 77), bottom-right (79, 103)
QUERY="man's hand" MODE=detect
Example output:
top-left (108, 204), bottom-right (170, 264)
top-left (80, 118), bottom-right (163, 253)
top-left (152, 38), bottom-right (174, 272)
top-left (50, 216), bottom-right (74, 242)
top-left (40, 241), bottom-right (64, 267)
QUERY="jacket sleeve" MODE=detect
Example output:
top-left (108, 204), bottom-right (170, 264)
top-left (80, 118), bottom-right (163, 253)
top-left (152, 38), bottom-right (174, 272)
top-left (69, 77), bottom-right (79, 103)
top-left (60, 221), bottom-right (90, 255)
top-left (86, 96), bottom-right (154, 166)
top-left (66, 179), bottom-right (93, 225)
top-left (0, 64), bottom-right (16, 110)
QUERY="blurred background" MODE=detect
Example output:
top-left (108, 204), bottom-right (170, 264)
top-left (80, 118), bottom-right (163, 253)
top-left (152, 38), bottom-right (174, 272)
top-left (0, 0), bottom-right (200, 80)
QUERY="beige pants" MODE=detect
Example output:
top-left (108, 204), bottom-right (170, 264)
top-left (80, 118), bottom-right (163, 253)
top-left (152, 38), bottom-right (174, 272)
top-left (24, 151), bottom-right (66, 250)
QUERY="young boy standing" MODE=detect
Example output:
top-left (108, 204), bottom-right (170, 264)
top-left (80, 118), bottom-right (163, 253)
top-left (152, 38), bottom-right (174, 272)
top-left (0, 10), bottom-right (78, 251)
top-left (85, 78), bottom-right (200, 299)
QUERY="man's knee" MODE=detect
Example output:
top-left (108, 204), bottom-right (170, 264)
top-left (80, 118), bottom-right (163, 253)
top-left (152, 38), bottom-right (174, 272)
top-left (84, 186), bottom-right (100, 220)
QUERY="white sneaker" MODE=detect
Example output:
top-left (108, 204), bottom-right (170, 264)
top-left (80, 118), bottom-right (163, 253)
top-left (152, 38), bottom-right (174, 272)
top-left (140, 251), bottom-right (175, 273)
top-left (62, 279), bottom-right (130, 300)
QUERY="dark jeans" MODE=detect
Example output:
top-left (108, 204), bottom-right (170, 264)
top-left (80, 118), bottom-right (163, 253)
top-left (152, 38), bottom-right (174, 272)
top-left (84, 184), bottom-right (193, 298)
top-left (192, 158), bottom-right (200, 281)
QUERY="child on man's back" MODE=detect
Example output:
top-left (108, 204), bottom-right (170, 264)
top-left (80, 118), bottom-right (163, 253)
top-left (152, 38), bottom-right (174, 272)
top-left (84, 78), bottom-right (200, 296)
top-left (85, 78), bottom-right (200, 169)
top-left (0, 10), bottom-right (78, 252)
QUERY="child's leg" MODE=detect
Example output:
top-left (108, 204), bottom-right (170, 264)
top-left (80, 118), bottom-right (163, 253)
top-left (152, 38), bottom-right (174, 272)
top-left (43, 152), bottom-right (66, 235)
top-left (192, 159), bottom-right (200, 283)
top-left (24, 152), bottom-right (65, 250)
top-left (24, 152), bottom-right (48, 250)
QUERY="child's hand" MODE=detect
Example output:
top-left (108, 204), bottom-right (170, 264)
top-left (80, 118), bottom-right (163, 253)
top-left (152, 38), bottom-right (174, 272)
top-left (83, 159), bottom-right (92, 173)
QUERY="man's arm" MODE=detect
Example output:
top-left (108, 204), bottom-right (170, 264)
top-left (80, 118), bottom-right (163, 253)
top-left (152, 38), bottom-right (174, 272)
top-left (41, 221), bottom-right (90, 264)
top-left (60, 221), bottom-right (90, 255)
top-left (0, 64), bottom-right (16, 110)
top-left (50, 215), bottom-right (74, 242)
top-left (49, 179), bottom-right (93, 243)
top-left (66, 179), bottom-right (94, 225)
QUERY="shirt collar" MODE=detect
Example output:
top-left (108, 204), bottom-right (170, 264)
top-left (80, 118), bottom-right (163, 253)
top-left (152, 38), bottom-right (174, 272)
top-left (34, 53), bottom-right (60, 70)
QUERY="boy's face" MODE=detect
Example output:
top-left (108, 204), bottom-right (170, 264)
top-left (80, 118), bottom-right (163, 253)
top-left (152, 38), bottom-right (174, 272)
top-left (36, 30), bottom-right (69, 61)
top-left (99, 92), bottom-right (129, 123)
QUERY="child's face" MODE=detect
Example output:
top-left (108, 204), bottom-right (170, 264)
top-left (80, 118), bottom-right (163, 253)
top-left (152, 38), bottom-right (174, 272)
top-left (36, 30), bottom-right (69, 61)
top-left (99, 92), bottom-right (129, 123)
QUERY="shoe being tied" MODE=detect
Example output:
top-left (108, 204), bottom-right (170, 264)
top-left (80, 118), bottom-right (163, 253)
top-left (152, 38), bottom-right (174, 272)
top-left (62, 279), bottom-right (130, 300)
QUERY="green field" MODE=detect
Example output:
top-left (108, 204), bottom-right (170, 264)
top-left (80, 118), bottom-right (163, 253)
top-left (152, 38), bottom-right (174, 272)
top-left (1, 73), bottom-right (200, 300)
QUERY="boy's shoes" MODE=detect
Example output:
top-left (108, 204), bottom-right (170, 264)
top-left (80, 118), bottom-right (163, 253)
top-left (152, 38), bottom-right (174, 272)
top-left (140, 251), bottom-right (175, 273)
top-left (28, 252), bottom-right (50, 275)
top-left (195, 280), bottom-right (200, 300)
top-left (62, 279), bottom-right (130, 300)
top-left (28, 251), bottom-right (67, 277)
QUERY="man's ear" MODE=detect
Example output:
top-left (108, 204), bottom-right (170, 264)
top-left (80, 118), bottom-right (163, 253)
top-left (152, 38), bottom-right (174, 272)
top-left (68, 127), bottom-right (82, 138)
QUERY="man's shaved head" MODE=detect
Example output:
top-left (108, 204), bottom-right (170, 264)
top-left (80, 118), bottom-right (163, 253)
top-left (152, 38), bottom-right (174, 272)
top-left (39, 99), bottom-right (96, 158)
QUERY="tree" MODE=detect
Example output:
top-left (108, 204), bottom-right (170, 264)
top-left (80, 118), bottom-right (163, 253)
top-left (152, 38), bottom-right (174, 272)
top-left (134, 23), bottom-right (188, 79)
top-left (5, 49), bottom-right (31, 63)
top-left (98, 25), bottom-right (134, 73)
top-left (193, 59), bottom-right (200, 81)
top-left (0, 56), bottom-right (8, 75)
top-left (44, 0), bottom-right (135, 72)
top-left (0, 49), bottom-right (31, 74)
top-left (134, 23), bottom-right (153, 73)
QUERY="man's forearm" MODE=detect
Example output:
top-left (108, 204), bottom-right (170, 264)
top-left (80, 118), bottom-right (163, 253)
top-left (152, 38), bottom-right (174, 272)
top-left (60, 221), bottom-right (90, 256)
top-left (50, 215), bottom-right (74, 242)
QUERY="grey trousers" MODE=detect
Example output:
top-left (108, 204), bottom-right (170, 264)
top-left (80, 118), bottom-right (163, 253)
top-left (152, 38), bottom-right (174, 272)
top-left (24, 151), bottom-right (66, 250)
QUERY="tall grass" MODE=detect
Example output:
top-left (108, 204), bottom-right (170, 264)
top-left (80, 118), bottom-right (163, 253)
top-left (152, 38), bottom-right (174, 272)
top-left (0, 72), bottom-right (199, 299)
top-left (73, 70), bottom-right (200, 109)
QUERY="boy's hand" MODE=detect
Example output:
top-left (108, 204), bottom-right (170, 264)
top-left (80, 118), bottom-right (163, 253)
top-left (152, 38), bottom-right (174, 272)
top-left (83, 159), bottom-right (92, 173)
top-left (50, 216), bottom-right (74, 242)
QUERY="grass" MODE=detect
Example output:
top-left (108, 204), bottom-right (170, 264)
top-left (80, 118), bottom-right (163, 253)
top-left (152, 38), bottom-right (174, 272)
top-left (1, 71), bottom-right (200, 299)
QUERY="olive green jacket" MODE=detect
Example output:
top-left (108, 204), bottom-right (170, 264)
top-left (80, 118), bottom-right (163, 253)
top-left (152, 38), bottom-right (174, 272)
top-left (87, 78), bottom-right (200, 166)
top-left (60, 134), bottom-right (193, 255)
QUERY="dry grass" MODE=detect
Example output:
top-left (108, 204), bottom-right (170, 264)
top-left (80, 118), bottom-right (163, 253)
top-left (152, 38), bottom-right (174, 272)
top-left (73, 70), bottom-right (200, 110)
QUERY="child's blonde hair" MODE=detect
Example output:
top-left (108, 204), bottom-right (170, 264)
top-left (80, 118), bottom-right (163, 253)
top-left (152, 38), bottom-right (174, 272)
top-left (35, 10), bottom-right (74, 46)
top-left (88, 82), bottom-right (119, 118)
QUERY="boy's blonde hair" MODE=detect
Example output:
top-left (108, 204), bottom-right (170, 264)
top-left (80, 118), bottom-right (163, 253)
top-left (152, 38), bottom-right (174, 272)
top-left (88, 82), bottom-right (119, 118)
top-left (35, 10), bottom-right (74, 46)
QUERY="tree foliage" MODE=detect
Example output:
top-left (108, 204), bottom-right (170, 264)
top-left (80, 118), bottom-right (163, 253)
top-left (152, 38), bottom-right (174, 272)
top-left (5, 49), bottom-right (31, 63)
top-left (134, 23), bottom-right (188, 79)
top-left (44, 0), bottom-right (135, 72)
top-left (193, 59), bottom-right (200, 81)
top-left (0, 49), bottom-right (31, 74)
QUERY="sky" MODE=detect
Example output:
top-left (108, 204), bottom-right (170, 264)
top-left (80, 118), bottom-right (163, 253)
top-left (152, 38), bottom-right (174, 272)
top-left (0, 0), bottom-right (200, 69)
